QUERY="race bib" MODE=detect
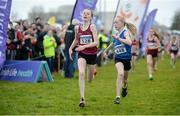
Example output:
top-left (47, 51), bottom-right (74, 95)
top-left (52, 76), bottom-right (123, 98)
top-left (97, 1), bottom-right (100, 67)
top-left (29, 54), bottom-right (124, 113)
top-left (148, 42), bottom-right (157, 48)
top-left (80, 35), bottom-right (93, 44)
top-left (114, 44), bottom-right (127, 54)
top-left (171, 46), bottom-right (178, 51)
top-left (132, 45), bottom-right (137, 52)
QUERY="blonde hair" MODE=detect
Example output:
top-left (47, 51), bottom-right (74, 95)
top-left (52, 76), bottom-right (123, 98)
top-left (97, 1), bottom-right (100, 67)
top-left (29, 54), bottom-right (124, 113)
top-left (126, 22), bottom-right (137, 37)
top-left (116, 15), bottom-right (137, 36)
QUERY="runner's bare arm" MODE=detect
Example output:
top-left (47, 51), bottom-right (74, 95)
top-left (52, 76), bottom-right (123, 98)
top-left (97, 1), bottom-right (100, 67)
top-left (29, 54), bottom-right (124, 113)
top-left (69, 25), bottom-right (79, 50)
top-left (112, 31), bottom-right (132, 46)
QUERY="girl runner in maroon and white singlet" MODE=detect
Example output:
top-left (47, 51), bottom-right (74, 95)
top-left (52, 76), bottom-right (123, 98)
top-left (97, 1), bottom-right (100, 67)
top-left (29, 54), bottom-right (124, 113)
top-left (131, 28), bottom-right (138, 72)
top-left (69, 9), bottom-right (98, 107)
top-left (146, 29), bottom-right (161, 80)
top-left (169, 36), bottom-right (179, 68)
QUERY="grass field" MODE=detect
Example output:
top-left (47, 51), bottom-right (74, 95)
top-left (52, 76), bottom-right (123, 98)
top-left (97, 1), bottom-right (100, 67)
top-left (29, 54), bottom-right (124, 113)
top-left (0, 55), bottom-right (180, 115)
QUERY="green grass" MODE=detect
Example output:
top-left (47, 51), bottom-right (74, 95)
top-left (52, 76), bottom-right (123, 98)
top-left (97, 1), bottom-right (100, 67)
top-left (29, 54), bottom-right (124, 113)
top-left (0, 55), bottom-right (180, 115)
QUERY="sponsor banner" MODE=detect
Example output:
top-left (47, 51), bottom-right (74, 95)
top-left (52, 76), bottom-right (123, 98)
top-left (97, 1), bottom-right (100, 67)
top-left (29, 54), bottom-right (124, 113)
top-left (0, 61), bottom-right (53, 83)
top-left (73, 0), bottom-right (98, 23)
top-left (0, 0), bottom-right (12, 69)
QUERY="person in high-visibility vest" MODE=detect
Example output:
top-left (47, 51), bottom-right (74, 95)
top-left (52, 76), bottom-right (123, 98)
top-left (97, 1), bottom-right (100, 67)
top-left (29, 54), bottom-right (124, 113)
top-left (97, 29), bottom-right (108, 66)
top-left (43, 30), bottom-right (57, 73)
top-left (98, 29), bottom-right (107, 49)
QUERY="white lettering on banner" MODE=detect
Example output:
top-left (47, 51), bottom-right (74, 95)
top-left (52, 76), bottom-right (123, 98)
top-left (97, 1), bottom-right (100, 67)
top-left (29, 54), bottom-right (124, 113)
top-left (0, 13), bottom-right (5, 32)
top-left (114, 44), bottom-right (127, 54)
top-left (0, 51), bottom-right (4, 58)
top-left (18, 70), bottom-right (33, 77)
top-left (80, 35), bottom-right (93, 44)
top-left (0, 0), bottom-right (8, 9)
top-left (0, 68), bottom-right (18, 76)
top-left (0, 12), bottom-right (5, 21)
top-left (0, 36), bottom-right (3, 40)
top-left (0, 8), bottom-right (6, 41)
top-left (0, 51), bottom-right (5, 58)
top-left (0, 35), bottom-right (3, 46)
top-left (0, 12), bottom-right (5, 17)
top-left (0, 68), bottom-right (33, 77)
top-left (0, 24), bottom-right (3, 34)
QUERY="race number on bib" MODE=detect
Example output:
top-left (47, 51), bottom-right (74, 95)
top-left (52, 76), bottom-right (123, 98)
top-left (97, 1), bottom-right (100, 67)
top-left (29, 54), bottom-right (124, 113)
top-left (171, 46), bottom-right (178, 51)
top-left (80, 35), bottom-right (93, 44)
top-left (148, 43), bottom-right (157, 48)
top-left (114, 44), bottom-right (127, 54)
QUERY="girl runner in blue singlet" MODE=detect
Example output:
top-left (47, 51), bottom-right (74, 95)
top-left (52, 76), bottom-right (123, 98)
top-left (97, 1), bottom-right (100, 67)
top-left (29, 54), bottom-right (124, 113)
top-left (103, 15), bottom-right (136, 104)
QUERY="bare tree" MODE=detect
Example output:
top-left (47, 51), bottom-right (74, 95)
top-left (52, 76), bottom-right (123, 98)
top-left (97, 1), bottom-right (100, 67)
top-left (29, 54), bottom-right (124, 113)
top-left (28, 6), bottom-right (46, 23)
top-left (171, 8), bottom-right (180, 30)
top-left (27, 5), bottom-right (74, 24)
top-left (10, 11), bottom-right (19, 22)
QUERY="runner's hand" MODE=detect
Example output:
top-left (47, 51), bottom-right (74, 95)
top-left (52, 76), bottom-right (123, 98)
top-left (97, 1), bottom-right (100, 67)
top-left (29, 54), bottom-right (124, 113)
top-left (75, 45), bottom-right (85, 52)
top-left (69, 49), bottom-right (73, 60)
top-left (112, 34), bottom-right (118, 40)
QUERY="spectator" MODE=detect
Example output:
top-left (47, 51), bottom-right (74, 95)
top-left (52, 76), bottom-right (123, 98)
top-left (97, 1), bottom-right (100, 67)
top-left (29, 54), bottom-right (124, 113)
top-left (64, 19), bottom-right (79, 78)
top-left (43, 30), bottom-right (57, 73)
top-left (6, 22), bottom-right (16, 60)
top-left (21, 26), bottom-right (37, 60)
top-left (35, 17), bottom-right (43, 29)
top-left (97, 29), bottom-right (107, 66)
top-left (14, 22), bottom-right (24, 60)
top-left (35, 24), bottom-right (50, 60)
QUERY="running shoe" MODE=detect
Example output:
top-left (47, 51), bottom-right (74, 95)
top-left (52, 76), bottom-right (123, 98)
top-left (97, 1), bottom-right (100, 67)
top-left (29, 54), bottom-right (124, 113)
top-left (122, 86), bottom-right (128, 97)
top-left (79, 98), bottom-right (85, 107)
top-left (114, 97), bottom-right (120, 104)
top-left (149, 74), bottom-right (153, 81)
top-left (149, 77), bottom-right (153, 80)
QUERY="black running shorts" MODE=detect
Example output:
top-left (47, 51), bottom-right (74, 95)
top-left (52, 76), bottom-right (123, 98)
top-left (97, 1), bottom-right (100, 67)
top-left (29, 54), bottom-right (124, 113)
top-left (115, 58), bottom-right (131, 71)
top-left (78, 53), bottom-right (97, 65)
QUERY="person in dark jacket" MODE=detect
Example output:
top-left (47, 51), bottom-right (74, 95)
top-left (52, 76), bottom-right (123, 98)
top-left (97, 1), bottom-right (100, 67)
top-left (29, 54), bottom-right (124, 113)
top-left (6, 22), bottom-right (16, 60)
top-left (64, 19), bottom-right (79, 78)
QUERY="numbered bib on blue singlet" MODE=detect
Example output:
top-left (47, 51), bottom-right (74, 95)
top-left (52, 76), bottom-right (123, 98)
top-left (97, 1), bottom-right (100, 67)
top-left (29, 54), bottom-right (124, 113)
top-left (114, 44), bottom-right (127, 54)
top-left (80, 35), bottom-right (93, 44)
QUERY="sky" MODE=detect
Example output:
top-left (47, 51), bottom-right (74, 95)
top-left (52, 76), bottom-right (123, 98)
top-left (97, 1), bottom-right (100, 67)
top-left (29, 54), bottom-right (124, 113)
top-left (11, 0), bottom-right (180, 27)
